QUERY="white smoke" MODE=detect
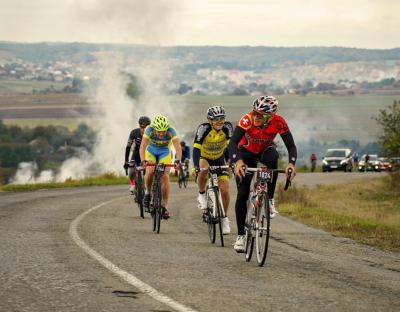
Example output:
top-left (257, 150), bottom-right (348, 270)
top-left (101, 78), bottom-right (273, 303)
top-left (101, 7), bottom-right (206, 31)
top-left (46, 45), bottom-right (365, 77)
top-left (11, 162), bottom-right (54, 184)
top-left (11, 1), bottom-right (186, 184)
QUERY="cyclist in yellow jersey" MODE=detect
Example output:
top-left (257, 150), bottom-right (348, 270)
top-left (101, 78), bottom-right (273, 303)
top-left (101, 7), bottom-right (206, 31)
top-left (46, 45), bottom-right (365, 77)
top-left (140, 114), bottom-right (182, 219)
top-left (193, 106), bottom-right (233, 234)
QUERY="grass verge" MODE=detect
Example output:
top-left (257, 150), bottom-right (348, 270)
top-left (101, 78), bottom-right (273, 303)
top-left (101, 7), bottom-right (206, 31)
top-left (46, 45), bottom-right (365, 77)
top-left (0, 172), bottom-right (191, 192)
top-left (276, 174), bottom-right (400, 252)
top-left (0, 173), bottom-right (127, 192)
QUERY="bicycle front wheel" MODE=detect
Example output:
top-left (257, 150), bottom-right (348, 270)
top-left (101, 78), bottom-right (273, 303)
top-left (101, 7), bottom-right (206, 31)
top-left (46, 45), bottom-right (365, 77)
top-left (152, 181), bottom-right (162, 233)
top-left (255, 192), bottom-right (271, 266)
top-left (245, 201), bottom-right (254, 262)
top-left (214, 188), bottom-right (224, 247)
top-left (136, 172), bottom-right (144, 218)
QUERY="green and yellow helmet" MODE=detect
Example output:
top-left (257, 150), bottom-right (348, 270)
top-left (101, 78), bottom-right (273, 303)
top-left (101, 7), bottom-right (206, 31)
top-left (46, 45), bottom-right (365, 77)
top-left (152, 114), bottom-right (170, 131)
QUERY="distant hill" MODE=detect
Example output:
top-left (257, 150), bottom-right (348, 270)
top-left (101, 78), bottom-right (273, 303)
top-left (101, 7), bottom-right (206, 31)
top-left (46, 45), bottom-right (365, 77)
top-left (1, 41), bottom-right (400, 70)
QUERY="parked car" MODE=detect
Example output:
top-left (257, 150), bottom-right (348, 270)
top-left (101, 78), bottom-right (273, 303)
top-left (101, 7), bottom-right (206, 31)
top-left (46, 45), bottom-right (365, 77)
top-left (358, 154), bottom-right (381, 172)
top-left (378, 157), bottom-right (393, 171)
top-left (322, 148), bottom-right (353, 172)
top-left (390, 157), bottom-right (400, 171)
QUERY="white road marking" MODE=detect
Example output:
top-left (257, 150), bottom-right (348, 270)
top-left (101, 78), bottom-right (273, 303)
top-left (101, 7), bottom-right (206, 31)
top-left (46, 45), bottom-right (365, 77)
top-left (69, 197), bottom-right (198, 312)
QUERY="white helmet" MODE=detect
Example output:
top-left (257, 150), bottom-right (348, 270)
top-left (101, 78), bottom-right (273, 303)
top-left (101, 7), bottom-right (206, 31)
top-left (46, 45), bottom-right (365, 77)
top-left (252, 95), bottom-right (278, 114)
top-left (207, 106), bottom-right (226, 119)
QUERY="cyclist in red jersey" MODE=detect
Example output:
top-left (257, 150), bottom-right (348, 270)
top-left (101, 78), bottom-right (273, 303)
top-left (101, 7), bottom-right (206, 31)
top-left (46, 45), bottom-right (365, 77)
top-left (228, 95), bottom-right (297, 252)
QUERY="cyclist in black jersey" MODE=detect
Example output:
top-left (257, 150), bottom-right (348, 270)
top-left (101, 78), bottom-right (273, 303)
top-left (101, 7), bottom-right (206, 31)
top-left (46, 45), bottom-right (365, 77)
top-left (193, 106), bottom-right (234, 235)
top-left (181, 141), bottom-right (191, 177)
top-left (124, 116), bottom-right (151, 193)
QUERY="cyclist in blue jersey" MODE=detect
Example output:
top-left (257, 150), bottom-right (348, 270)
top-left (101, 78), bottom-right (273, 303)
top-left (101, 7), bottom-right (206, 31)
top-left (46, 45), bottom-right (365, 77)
top-left (139, 114), bottom-right (182, 219)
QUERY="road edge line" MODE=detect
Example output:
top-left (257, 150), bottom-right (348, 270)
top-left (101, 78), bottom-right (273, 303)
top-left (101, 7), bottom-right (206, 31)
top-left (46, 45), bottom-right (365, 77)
top-left (69, 197), bottom-right (198, 312)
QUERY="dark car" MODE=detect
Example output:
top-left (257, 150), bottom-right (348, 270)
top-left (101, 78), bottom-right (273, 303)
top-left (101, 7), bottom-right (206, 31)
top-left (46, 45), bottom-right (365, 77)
top-left (322, 148), bottom-right (353, 172)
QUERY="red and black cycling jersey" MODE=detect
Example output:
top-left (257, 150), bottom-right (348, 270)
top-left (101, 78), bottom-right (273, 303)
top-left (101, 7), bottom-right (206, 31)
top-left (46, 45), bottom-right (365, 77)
top-left (229, 111), bottom-right (297, 165)
top-left (236, 112), bottom-right (289, 154)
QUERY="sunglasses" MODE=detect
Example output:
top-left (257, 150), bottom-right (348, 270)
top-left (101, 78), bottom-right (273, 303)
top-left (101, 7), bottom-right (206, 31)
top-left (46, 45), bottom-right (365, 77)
top-left (211, 117), bottom-right (225, 122)
top-left (253, 111), bottom-right (272, 119)
top-left (139, 124), bottom-right (148, 128)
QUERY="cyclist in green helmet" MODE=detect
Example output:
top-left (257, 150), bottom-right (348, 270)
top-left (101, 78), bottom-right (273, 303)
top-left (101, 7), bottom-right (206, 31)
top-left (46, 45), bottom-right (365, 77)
top-left (139, 114), bottom-right (182, 219)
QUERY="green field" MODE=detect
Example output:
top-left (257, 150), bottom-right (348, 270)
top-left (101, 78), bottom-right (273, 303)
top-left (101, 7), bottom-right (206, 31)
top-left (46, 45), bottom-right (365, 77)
top-left (172, 94), bottom-right (396, 144)
top-left (1, 92), bottom-right (397, 144)
top-left (0, 79), bottom-right (68, 95)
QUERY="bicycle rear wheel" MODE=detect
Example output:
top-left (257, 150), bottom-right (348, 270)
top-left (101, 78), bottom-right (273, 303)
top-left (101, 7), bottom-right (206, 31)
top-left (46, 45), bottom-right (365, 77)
top-left (255, 192), bottom-right (271, 266)
top-left (244, 201), bottom-right (255, 262)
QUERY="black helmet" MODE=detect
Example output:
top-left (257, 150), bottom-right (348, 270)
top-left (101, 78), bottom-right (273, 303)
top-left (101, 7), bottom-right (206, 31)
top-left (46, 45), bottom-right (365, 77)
top-left (180, 141), bottom-right (186, 147)
top-left (138, 116), bottom-right (151, 127)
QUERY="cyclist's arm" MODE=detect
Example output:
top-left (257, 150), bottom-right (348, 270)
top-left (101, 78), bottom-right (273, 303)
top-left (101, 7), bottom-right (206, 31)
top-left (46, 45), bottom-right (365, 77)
top-left (125, 145), bottom-right (131, 163)
top-left (228, 126), bottom-right (246, 163)
top-left (125, 131), bottom-right (135, 163)
top-left (280, 131), bottom-right (297, 165)
top-left (193, 147), bottom-right (201, 168)
top-left (172, 138), bottom-right (182, 161)
top-left (139, 136), bottom-right (148, 162)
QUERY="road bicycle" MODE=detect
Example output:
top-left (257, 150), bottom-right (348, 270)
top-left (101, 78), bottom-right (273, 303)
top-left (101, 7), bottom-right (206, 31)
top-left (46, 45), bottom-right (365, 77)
top-left (244, 167), bottom-right (292, 266)
top-left (178, 163), bottom-right (189, 188)
top-left (125, 161), bottom-right (146, 218)
top-left (146, 163), bottom-right (174, 234)
top-left (200, 165), bottom-right (229, 247)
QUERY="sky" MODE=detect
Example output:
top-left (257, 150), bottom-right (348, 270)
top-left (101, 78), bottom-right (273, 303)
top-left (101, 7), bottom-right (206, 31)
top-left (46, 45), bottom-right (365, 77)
top-left (0, 0), bottom-right (399, 48)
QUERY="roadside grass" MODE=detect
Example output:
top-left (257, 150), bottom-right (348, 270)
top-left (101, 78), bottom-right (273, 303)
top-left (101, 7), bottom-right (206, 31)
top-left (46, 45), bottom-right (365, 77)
top-left (0, 173), bottom-right (127, 192)
top-left (276, 175), bottom-right (400, 252)
top-left (0, 172), bottom-right (191, 192)
top-left (3, 118), bottom-right (99, 130)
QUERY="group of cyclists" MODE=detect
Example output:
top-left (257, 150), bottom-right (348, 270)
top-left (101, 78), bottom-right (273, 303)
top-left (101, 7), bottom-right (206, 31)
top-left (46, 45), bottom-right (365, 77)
top-left (124, 95), bottom-right (297, 252)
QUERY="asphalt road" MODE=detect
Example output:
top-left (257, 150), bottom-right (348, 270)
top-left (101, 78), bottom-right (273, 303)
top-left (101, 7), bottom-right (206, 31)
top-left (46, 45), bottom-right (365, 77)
top-left (1, 172), bottom-right (399, 312)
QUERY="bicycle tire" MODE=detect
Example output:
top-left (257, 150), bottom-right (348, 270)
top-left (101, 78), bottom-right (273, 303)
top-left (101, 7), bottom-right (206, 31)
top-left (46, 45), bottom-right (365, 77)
top-left (214, 188), bottom-right (224, 247)
top-left (255, 192), bottom-right (270, 266)
top-left (206, 186), bottom-right (216, 244)
top-left (178, 175), bottom-right (182, 188)
top-left (155, 181), bottom-right (162, 234)
top-left (136, 172), bottom-right (144, 218)
top-left (151, 180), bottom-right (160, 232)
top-left (183, 175), bottom-right (188, 188)
top-left (245, 200), bottom-right (255, 262)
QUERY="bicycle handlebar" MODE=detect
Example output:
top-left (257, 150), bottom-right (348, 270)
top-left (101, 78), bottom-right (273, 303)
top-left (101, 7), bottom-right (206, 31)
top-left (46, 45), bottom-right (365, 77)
top-left (245, 166), bottom-right (292, 191)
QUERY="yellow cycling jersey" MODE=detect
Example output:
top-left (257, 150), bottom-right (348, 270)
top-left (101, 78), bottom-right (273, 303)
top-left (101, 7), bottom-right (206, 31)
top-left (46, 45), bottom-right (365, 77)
top-left (193, 122), bottom-right (233, 160)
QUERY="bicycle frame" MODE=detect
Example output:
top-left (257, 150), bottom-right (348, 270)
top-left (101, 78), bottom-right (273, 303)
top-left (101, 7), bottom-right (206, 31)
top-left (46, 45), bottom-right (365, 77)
top-left (200, 165), bottom-right (229, 247)
top-left (146, 163), bottom-right (174, 234)
top-left (244, 166), bottom-right (292, 266)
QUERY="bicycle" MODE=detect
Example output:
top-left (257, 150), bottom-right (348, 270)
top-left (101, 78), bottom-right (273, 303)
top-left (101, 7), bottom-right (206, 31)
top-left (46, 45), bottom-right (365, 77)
top-left (200, 165), bottom-right (229, 247)
top-left (178, 163), bottom-right (188, 188)
top-left (146, 163), bottom-right (174, 234)
top-left (125, 161), bottom-right (146, 219)
top-left (243, 166), bottom-right (292, 266)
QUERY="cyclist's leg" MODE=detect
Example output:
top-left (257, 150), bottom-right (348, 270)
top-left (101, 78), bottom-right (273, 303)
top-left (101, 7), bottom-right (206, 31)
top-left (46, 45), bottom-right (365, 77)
top-left (234, 148), bottom-right (257, 236)
top-left (214, 157), bottom-right (230, 215)
top-left (144, 147), bottom-right (156, 193)
top-left (198, 158), bottom-right (209, 192)
top-left (259, 145), bottom-right (279, 199)
top-left (159, 149), bottom-right (172, 208)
